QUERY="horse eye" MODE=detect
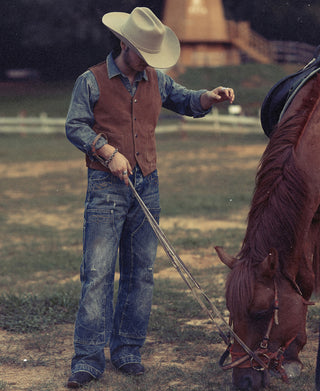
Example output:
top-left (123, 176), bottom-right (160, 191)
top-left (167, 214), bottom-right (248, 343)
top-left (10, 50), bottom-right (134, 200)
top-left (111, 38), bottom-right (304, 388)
top-left (251, 311), bottom-right (268, 320)
top-left (250, 307), bottom-right (273, 320)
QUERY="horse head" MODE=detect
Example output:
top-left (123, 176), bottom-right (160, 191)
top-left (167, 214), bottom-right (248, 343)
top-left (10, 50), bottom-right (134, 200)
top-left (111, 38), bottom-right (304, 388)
top-left (216, 246), bottom-right (308, 390)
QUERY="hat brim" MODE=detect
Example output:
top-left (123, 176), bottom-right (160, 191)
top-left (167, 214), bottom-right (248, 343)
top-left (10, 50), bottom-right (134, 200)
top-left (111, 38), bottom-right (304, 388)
top-left (102, 12), bottom-right (180, 69)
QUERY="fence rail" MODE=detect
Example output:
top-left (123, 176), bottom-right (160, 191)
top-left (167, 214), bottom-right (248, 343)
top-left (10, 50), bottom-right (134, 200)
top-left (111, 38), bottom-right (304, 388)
top-left (176, 110), bottom-right (261, 133)
top-left (271, 40), bottom-right (317, 64)
top-left (0, 115), bottom-right (66, 134)
top-left (0, 111), bottom-right (262, 135)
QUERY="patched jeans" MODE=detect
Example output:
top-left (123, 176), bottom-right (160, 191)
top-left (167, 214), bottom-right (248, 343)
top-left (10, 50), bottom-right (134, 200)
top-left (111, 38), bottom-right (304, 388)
top-left (71, 166), bottom-right (160, 378)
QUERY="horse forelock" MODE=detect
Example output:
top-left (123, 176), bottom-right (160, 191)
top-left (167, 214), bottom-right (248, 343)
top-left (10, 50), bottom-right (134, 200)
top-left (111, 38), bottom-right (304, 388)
top-left (226, 260), bottom-right (254, 319)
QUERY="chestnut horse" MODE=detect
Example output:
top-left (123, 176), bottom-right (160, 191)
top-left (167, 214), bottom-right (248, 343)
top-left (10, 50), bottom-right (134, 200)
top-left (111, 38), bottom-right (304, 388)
top-left (216, 73), bottom-right (320, 390)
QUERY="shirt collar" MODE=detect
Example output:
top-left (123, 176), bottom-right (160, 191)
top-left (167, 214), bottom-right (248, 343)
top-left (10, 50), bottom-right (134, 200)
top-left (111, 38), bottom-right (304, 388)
top-left (106, 52), bottom-right (148, 82)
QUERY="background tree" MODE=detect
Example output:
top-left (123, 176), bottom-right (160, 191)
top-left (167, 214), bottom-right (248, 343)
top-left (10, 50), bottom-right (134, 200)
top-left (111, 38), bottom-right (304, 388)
top-left (222, 0), bottom-right (320, 45)
top-left (1, 0), bottom-right (319, 80)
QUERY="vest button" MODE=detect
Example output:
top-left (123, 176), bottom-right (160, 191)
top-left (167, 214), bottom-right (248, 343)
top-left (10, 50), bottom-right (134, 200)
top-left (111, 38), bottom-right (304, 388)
top-left (136, 151), bottom-right (140, 156)
top-left (134, 99), bottom-right (137, 103)
top-left (135, 134), bottom-right (138, 138)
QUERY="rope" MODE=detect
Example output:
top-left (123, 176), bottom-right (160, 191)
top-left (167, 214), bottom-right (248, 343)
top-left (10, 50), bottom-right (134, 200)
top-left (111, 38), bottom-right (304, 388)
top-left (90, 137), bottom-right (266, 369)
top-left (127, 178), bottom-right (267, 369)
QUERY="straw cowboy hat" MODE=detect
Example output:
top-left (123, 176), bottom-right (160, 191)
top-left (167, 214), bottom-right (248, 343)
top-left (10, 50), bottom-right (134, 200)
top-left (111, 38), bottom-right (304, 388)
top-left (102, 7), bottom-right (180, 69)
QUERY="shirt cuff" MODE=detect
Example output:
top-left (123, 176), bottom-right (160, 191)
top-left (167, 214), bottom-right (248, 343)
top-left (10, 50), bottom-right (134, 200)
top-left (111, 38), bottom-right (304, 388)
top-left (85, 137), bottom-right (107, 162)
top-left (93, 137), bottom-right (108, 152)
top-left (190, 89), bottom-right (211, 118)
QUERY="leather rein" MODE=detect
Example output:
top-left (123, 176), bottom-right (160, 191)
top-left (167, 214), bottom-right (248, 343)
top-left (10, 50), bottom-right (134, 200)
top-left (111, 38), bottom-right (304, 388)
top-left (219, 281), bottom-right (296, 383)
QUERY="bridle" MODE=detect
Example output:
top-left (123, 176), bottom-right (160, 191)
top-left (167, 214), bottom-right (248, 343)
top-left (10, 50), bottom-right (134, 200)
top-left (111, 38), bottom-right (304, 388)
top-left (219, 280), bottom-right (296, 383)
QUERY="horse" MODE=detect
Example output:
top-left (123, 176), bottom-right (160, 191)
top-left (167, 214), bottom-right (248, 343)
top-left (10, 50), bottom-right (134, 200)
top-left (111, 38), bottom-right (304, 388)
top-left (215, 72), bottom-right (320, 390)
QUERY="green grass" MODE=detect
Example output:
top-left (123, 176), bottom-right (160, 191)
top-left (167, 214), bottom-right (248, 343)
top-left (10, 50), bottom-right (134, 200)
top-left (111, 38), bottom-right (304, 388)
top-left (0, 81), bottom-right (73, 117)
top-left (0, 381), bottom-right (7, 391)
top-left (0, 285), bottom-right (79, 333)
top-left (0, 63), bottom-right (300, 118)
top-left (176, 63), bottom-right (300, 116)
top-left (156, 131), bottom-right (265, 219)
top-left (0, 133), bottom-right (81, 162)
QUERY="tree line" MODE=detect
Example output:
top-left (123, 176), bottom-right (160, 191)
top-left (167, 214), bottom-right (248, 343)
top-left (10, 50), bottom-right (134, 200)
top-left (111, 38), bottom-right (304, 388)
top-left (1, 0), bottom-right (319, 80)
top-left (223, 0), bottom-right (319, 45)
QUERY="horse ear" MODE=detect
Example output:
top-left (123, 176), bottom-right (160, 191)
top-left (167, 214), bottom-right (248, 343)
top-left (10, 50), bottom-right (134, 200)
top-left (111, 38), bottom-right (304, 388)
top-left (260, 248), bottom-right (279, 278)
top-left (215, 246), bottom-right (236, 269)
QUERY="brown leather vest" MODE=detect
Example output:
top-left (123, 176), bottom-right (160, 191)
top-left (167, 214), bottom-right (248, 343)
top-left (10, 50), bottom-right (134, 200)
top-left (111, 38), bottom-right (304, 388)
top-left (86, 62), bottom-right (162, 176)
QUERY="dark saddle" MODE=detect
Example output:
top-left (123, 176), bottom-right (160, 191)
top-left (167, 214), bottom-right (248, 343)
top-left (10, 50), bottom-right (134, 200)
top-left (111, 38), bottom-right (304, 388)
top-left (260, 45), bottom-right (320, 137)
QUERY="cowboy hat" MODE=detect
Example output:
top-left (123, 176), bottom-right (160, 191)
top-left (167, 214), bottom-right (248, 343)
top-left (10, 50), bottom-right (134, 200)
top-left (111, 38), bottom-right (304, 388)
top-left (102, 7), bottom-right (180, 69)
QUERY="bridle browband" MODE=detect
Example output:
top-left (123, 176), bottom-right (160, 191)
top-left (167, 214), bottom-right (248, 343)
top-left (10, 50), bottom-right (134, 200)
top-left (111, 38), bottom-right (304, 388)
top-left (219, 280), bottom-right (297, 383)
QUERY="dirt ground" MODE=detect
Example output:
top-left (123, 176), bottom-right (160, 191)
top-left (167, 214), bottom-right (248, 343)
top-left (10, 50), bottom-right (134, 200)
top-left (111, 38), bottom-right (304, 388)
top-left (1, 144), bottom-right (319, 390)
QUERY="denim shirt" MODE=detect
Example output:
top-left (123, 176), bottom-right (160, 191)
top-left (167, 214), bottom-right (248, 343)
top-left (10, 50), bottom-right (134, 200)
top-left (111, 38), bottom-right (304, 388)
top-left (65, 53), bottom-right (209, 157)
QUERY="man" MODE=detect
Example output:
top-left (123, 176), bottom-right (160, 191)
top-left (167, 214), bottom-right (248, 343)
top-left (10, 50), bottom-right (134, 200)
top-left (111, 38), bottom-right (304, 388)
top-left (66, 6), bottom-right (234, 388)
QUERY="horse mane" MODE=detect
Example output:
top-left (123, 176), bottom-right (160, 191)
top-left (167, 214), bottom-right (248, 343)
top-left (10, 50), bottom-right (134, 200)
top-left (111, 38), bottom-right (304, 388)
top-left (226, 80), bottom-right (320, 317)
top-left (238, 116), bottom-right (308, 264)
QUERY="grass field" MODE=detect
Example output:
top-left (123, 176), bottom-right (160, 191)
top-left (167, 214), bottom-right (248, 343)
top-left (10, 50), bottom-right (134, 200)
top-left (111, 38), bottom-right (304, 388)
top-left (0, 129), bottom-right (319, 390)
top-left (0, 62), bottom-right (301, 118)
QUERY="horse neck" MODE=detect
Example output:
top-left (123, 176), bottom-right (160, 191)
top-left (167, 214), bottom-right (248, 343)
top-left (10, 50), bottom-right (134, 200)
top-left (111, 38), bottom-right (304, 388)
top-left (238, 98), bottom-right (313, 266)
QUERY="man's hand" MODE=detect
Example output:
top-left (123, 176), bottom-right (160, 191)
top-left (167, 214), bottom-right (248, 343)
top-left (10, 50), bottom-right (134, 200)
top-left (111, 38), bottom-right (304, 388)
top-left (200, 87), bottom-right (235, 110)
top-left (97, 144), bottom-right (132, 186)
top-left (108, 152), bottom-right (133, 186)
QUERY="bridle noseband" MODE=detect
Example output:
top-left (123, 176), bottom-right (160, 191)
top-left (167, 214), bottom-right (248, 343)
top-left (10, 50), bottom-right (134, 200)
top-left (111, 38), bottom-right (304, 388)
top-left (219, 281), bottom-right (296, 383)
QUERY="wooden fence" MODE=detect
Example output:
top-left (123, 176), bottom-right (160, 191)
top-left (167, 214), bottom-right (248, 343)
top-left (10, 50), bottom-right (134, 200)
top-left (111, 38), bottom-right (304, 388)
top-left (271, 41), bottom-right (317, 64)
top-left (0, 114), bottom-right (66, 134)
top-left (0, 110), bottom-right (262, 135)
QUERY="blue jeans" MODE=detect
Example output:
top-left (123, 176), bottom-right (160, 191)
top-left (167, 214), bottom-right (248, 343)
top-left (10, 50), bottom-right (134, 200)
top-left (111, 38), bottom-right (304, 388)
top-left (71, 166), bottom-right (160, 377)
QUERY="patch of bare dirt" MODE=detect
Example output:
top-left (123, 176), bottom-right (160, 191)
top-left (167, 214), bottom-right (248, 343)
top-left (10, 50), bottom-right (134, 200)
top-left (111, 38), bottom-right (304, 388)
top-left (161, 214), bottom-right (247, 231)
top-left (159, 145), bottom-right (265, 174)
top-left (0, 160), bottom-right (85, 179)
top-left (0, 325), bottom-right (74, 390)
top-left (6, 206), bottom-right (84, 232)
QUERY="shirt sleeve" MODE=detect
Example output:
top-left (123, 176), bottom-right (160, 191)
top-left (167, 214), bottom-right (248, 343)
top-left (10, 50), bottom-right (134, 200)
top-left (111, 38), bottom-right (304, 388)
top-left (65, 71), bottom-right (107, 158)
top-left (156, 70), bottom-right (211, 118)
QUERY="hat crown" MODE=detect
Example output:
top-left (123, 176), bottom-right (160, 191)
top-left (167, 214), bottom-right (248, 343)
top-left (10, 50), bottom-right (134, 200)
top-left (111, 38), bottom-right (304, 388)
top-left (102, 7), bottom-right (180, 68)
top-left (121, 7), bottom-right (165, 54)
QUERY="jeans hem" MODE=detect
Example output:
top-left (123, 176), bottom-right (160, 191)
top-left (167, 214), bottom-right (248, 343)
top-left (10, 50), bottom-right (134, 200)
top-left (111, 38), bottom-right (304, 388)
top-left (71, 364), bottom-right (102, 379)
top-left (111, 355), bottom-right (141, 369)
